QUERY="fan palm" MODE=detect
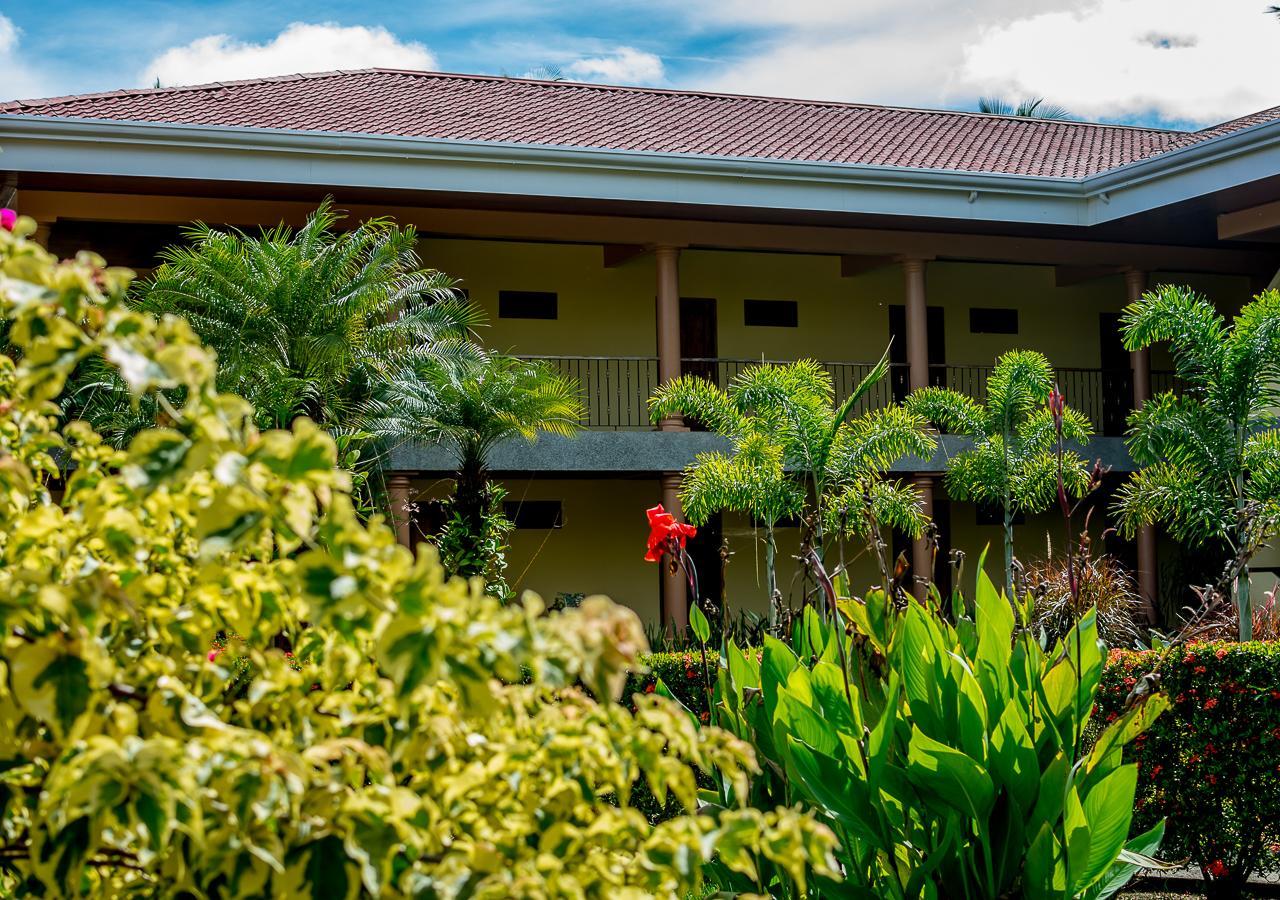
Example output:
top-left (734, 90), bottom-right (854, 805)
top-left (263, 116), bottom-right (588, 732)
top-left (1115, 285), bottom-right (1280, 640)
top-left (649, 354), bottom-right (934, 623)
top-left (72, 199), bottom-right (482, 442)
top-left (365, 349), bottom-right (585, 592)
top-left (906, 350), bottom-right (1093, 593)
top-left (978, 96), bottom-right (1074, 120)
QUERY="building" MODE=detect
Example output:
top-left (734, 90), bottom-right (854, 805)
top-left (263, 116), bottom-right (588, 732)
top-left (3, 69), bottom-right (1280, 626)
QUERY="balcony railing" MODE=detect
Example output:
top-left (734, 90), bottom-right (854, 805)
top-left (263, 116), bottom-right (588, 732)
top-left (521, 355), bottom-right (1181, 434)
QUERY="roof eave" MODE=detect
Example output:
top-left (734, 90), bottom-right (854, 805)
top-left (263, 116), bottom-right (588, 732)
top-left (1, 113), bottom-right (1279, 229)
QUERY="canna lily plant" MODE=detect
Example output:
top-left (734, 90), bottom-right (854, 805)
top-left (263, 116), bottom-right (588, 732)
top-left (708, 558), bottom-right (1172, 898)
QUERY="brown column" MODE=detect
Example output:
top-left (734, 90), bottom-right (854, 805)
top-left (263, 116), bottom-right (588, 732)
top-left (903, 257), bottom-right (934, 599)
top-left (903, 257), bottom-right (929, 393)
top-left (386, 474), bottom-right (413, 549)
top-left (655, 246), bottom-right (689, 627)
top-left (1125, 268), bottom-right (1158, 622)
top-left (660, 472), bottom-right (689, 630)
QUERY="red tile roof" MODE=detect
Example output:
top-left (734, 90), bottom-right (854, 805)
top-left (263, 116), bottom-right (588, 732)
top-left (3, 69), bottom-right (1277, 179)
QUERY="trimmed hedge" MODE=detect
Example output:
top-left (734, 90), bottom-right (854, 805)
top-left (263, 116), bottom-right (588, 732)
top-left (1099, 643), bottom-right (1280, 896)
top-left (632, 643), bottom-right (1280, 895)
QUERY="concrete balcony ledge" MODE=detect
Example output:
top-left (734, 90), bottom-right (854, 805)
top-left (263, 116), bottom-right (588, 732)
top-left (388, 432), bottom-right (1135, 475)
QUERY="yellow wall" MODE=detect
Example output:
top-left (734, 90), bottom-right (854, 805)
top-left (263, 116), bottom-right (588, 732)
top-left (417, 240), bottom-right (1253, 373)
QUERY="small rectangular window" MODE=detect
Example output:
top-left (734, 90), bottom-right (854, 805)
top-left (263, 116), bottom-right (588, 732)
top-left (499, 290), bottom-right (558, 320)
top-left (969, 307), bottom-right (1018, 334)
top-left (744, 299), bottom-right (798, 328)
top-left (504, 500), bottom-right (564, 529)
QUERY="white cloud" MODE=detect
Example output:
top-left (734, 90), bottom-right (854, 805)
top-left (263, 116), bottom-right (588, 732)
top-left (680, 0), bottom-right (1280, 127)
top-left (565, 47), bottom-right (664, 85)
top-left (959, 0), bottom-right (1280, 125)
top-left (142, 22), bottom-right (437, 88)
top-left (0, 14), bottom-right (53, 102)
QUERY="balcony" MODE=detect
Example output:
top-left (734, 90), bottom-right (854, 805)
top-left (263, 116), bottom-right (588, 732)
top-left (524, 355), bottom-right (1181, 435)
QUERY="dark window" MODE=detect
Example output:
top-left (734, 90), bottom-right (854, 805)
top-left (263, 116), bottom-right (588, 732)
top-left (969, 307), bottom-right (1019, 334)
top-left (976, 505), bottom-right (1025, 527)
top-left (504, 500), bottom-right (564, 529)
top-left (499, 290), bottom-right (558, 319)
top-left (744, 299), bottom-right (798, 328)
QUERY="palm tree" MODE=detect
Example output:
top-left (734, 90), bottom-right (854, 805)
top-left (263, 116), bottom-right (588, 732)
top-left (102, 200), bottom-right (481, 436)
top-left (906, 350), bottom-right (1093, 593)
top-left (649, 355), bottom-right (934, 621)
top-left (1115, 285), bottom-right (1280, 640)
top-left (365, 349), bottom-right (585, 594)
top-left (978, 96), bottom-right (1074, 120)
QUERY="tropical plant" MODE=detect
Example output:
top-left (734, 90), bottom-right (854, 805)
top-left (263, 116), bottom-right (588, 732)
top-left (0, 212), bottom-right (840, 896)
top-left (1114, 285), bottom-right (1280, 641)
top-left (978, 96), bottom-right (1075, 120)
top-left (907, 350), bottom-right (1094, 592)
top-left (708, 559), bottom-right (1170, 898)
top-left (649, 356), bottom-right (934, 624)
top-left (364, 348), bottom-right (584, 596)
top-left (1020, 535), bottom-right (1145, 649)
top-left (69, 199), bottom-right (481, 443)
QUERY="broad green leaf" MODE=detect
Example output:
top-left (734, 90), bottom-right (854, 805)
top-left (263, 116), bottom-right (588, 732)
top-left (689, 600), bottom-right (711, 645)
top-left (12, 644), bottom-right (91, 739)
top-left (1085, 821), bottom-right (1168, 900)
top-left (905, 725), bottom-right (994, 819)
top-left (1074, 764), bottom-right (1139, 892)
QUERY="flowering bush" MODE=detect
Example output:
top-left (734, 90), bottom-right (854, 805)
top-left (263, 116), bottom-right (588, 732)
top-left (0, 213), bottom-right (839, 896)
top-left (1100, 643), bottom-right (1280, 898)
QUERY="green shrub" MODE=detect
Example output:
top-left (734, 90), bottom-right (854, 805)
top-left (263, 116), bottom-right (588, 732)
top-left (1099, 643), bottom-right (1280, 897)
top-left (0, 215), bottom-right (839, 897)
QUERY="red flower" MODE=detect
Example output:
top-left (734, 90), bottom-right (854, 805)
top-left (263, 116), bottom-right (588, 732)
top-left (1204, 697), bottom-right (1219, 711)
top-left (1149, 764), bottom-right (1163, 778)
top-left (644, 682), bottom-right (656, 694)
top-left (685, 668), bottom-right (697, 680)
top-left (1047, 386), bottom-right (1066, 421)
top-left (643, 504), bottom-right (696, 562)
top-left (1184, 652), bottom-right (1197, 665)
top-left (1194, 665), bottom-right (1207, 674)
top-left (1216, 647), bottom-right (1229, 660)
top-left (0, 209), bottom-right (16, 232)
top-left (1206, 860), bottom-right (1229, 879)
top-left (1206, 773), bottom-right (1218, 785)
top-left (699, 711), bottom-right (710, 724)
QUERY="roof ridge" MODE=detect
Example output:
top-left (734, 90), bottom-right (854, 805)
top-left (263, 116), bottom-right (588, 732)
top-left (0, 69), bottom-right (366, 111)
top-left (3, 66), bottom-right (1188, 135)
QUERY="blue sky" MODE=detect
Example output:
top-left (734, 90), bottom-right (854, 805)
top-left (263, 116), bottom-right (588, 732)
top-left (3, 0), bottom-right (1278, 129)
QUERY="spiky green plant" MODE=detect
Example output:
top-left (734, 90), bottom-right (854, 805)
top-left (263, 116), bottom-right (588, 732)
top-left (1115, 285), bottom-right (1280, 640)
top-left (978, 96), bottom-right (1075, 119)
top-left (70, 199), bottom-right (482, 443)
top-left (364, 349), bottom-right (584, 595)
top-left (906, 350), bottom-right (1093, 593)
top-left (649, 354), bottom-right (934, 623)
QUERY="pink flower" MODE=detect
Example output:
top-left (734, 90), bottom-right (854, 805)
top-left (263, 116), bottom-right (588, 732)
top-left (0, 209), bottom-right (16, 232)
top-left (207, 648), bottom-right (221, 662)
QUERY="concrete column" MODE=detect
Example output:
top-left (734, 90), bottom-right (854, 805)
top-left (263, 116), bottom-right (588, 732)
top-left (655, 245), bottom-right (684, 430)
top-left (1125, 268), bottom-right (1158, 622)
top-left (387, 473), bottom-right (414, 549)
top-left (653, 246), bottom-right (689, 627)
top-left (903, 257), bottom-right (930, 393)
top-left (660, 472), bottom-right (689, 630)
top-left (912, 474), bottom-right (935, 600)
top-left (902, 257), bottom-right (934, 597)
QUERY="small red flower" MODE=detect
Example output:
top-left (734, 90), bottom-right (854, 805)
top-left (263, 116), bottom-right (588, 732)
top-left (1194, 665), bottom-right (1207, 674)
top-left (644, 682), bottom-right (655, 694)
top-left (685, 668), bottom-right (697, 680)
top-left (1047, 386), bottom-right (1066, 421)
top-left (1216, 647), bottom-right (1229, 659)
top-left (0, 209), bottom-right (16, 232)
top-left (1184, 652), bottom-right (1197, 665)
top-left (1149, 764), bottom-right (1163, 778)
top-left (1204, 697), bottom-right (1219, 711)
top-left (1206, 860), bottom-right (1229, 879)
top-left (1206, 773), bottom-right (1218, 785)
top-left (644, 504), bottom-right (696, 562)
top-left (699, 711), bottom-right (710, 724)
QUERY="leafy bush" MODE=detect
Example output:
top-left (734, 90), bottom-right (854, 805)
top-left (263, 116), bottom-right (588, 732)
top-left (1100, 643), bottom-right (1280, 897)
top-left (708, 567), bottom-right (1167, 899)
top-left (0, 215), bottom-right (838, 897)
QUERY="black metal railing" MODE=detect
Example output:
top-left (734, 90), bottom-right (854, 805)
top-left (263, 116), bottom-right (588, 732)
top-left (521, 354), bottom-right (1182, 434)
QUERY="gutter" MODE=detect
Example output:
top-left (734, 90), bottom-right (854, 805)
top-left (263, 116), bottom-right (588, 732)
top-left (2, 112), bottom-right (1280, 228)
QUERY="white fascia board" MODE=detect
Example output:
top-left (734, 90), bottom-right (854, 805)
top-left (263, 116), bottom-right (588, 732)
top-left (3, 113), bottom-right (1280, 228)
top-left (0, 115), bottom-right (1089, 225)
